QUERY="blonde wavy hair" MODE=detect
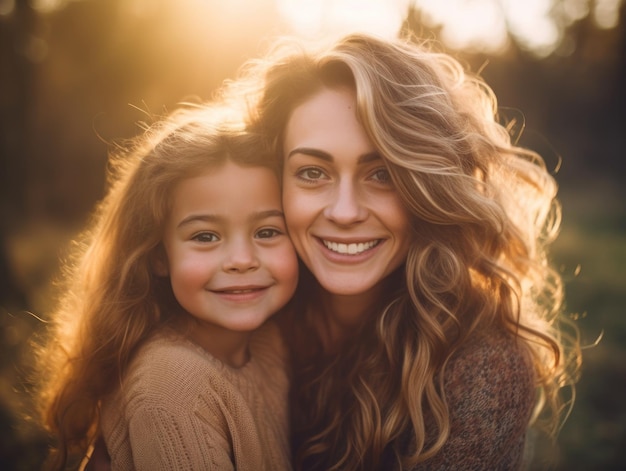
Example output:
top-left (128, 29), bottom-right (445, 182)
top-left (34, 105), bottom-right (278, 470)
top-left (220, 33), bottom-right (581, 469)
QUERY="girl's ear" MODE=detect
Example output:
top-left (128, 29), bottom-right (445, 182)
top-left (151, 245), bottom-right (169, 277)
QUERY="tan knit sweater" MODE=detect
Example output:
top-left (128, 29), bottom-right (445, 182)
top-left (100, 321), bottom-right (291, 471)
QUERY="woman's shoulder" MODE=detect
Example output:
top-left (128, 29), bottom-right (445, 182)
top-left (444, 329), bottom-right (535, 454)
top-left (450, 328), bottom-right (533, 371)
top-left (443, 327), bottom-right (535, 415)
top-left (447, 328), bottom-right (534, 385)
top-left (410, 329), bottom-right (536, 470)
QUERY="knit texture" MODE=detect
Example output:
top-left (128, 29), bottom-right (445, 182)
top-left (405, 329), bottom-right (536, 471)
top-left (101, 321), bottom-right (291, 471)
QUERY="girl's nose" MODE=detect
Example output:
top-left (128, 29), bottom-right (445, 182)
top-left (222, 238), bottom-right (260, 273)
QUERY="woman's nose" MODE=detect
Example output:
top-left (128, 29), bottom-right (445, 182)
top-left (222, 238), bottom-right (260, 273)
top-left (323, 180), bottom-right (368, 225)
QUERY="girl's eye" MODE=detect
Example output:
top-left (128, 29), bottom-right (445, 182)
top-left (256, 228), bottom-right (282, 239)
top-left (370, 167), bottom-right (391, 184)
top-left (192, 232), bottom-right (219, 243)
top-left (296, 167), bottom-right (327, 182)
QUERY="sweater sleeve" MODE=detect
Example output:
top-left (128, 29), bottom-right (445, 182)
top-left (411, 330), bottom-right (536, 471)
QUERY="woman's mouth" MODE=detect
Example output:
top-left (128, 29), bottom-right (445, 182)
top-left (321, 239), bottom-right (381, 255)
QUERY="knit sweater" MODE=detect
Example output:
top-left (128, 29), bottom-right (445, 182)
top-left (100, 321), bottom-right (291, 471)
top-left (399, 328), bottom-right (536, 471)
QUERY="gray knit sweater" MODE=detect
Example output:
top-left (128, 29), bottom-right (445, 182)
top-left (403, 329), bottom-right (536, 471)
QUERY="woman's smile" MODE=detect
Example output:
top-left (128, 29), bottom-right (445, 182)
top-left (320, 238), bottom-right (381, 255)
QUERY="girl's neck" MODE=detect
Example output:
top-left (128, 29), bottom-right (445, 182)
top-left (175, 316), bottom-right (252, 368)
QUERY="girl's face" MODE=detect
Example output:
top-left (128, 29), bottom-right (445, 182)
top-left (160, 161), bottom-right (298, 345)
top-left (282, 87), bottom-right (412, 297)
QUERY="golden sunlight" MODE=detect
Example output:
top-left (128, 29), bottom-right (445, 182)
top-left (415, 0), bottom-right (623, 55)
top-left (418, 0), bottom-right (509, 53)
top-left (594, 0), bottom-right (623, 28)
top-left (276, 0), bottom-right (624, 56)
top-left (276, 0), bottom-right (411, 40)
top-left (19, 0), bottom-right (625, 56)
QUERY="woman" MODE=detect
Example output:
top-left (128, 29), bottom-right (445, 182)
top-left (230, 33), bottom-right (580, 470)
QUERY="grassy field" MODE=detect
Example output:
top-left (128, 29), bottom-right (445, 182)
top-left (1, 184), bottom-right (624, 470)
top-left (547, 185), bottom-right (626, 470)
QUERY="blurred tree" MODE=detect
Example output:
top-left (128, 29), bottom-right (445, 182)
top-left (403, 0), bottom-right (626, 183)
top-left (1, 0), bottom-right (37, 310)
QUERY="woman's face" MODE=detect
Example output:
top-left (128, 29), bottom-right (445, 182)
top-left (282, 87), bottom-right (412, 297)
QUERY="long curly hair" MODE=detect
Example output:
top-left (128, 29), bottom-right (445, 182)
top-left (34, 105), bottom-right (278, 470)
top-left (222, 33), bottom-right (581, 470)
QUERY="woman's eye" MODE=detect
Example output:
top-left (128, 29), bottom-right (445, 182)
top-left (296, 167), bottom-right (326, 182)
top-left (371, 167), bottom-right (391, 184)
top-left (256, 228), bottom-right (282, 239)
top-left (192, 232), bottom-right (219, 243)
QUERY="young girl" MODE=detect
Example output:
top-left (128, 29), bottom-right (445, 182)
top-left (35, 105), bottom-right (298, 470)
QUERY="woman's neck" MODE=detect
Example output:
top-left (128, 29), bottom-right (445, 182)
top-left (313, 284), bottom-right (385, 353)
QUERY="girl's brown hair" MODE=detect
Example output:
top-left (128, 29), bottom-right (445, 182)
top-left (35, 104), bottom-right (277, 469)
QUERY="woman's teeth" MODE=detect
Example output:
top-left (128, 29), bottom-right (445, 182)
top-left (322, 240), bottom-right (379, 255)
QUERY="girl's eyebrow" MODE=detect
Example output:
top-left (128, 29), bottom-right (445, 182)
top-left (177, 214), bottom-right (219, 229)
top-left (177, 209), bottom-right (284, 229)
top-left (252, 209), bottom-right (285, 221)
top-left (287, 147), bottom-right (381, 164)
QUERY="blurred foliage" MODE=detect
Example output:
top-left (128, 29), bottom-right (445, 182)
top-left (1, 0), bottom-right (625, 469)
top-left (548, 185), bottom-right (626, 470)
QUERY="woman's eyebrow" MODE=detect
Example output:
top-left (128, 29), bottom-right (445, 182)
top-left (286, 147), bottom-right (332, 161)
top-left (287, 147), bottom-right (381, 164)
top-left (358, 151), bottom-right (382, 164)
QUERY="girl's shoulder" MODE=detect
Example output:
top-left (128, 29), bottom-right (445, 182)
top-left (118, 331), bottom-right (225, 403)
top-left (100, 332), bottom-right (223, 439)
top-left (124, 323), bottom-right (289, 403)
top-left (134, 329), bottom-right (221, 369)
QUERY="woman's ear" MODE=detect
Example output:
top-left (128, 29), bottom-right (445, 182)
top-left (151, 245), bottom-right (169, 277)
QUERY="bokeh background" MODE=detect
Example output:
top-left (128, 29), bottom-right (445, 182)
top-left (1, 0), bottom-right (624, 469)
